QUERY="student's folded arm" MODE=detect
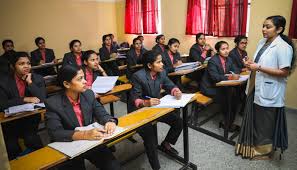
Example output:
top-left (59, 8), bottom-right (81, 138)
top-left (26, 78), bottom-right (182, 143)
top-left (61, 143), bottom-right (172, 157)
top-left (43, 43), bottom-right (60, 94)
top-left (189, 48), bottom-right (201, 62)
top-left (45, 102), bottom-right (75, 142)
top-left (99, 48), bottom-right (109, 61)
top-left (27, 74), bottom-right (47, 102)
top-left (208, 61), bottom-right (228, 83)
top-left (0, 86), bottom-right (24, 111)
top-left (30, 52), bottom-right (39, 66)
top-left (127, 53), bottom-right (136, 69)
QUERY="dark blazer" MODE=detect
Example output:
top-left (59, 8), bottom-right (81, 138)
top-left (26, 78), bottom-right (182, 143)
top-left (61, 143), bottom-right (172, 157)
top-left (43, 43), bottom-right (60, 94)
top-left (0, 51), bottom-right (16, 75)
top-left (129, 69), bottom-right (176, 112)
top-left (126, 47), bottom-right (147, 79)
top-left (99, 46), bottom-right (119, 76)
top-left (62, 51), bottom-right (85, 67)
top-left (30, 48), bottom-right (56, 76)
top-left (161, 50), bottom-right (182, 73)
top-left (0, 73), bottom-right (46, 111)
top-left (228, 48), bottom-right (247, 71)
top-left (152, 44), bottom-right (165, 54)
top-left (45, 89), bottom-right (116, 142)
top-left (188, 43), bottom-right (212, 63)
top-left (200, 55), bottom-right (239, 97)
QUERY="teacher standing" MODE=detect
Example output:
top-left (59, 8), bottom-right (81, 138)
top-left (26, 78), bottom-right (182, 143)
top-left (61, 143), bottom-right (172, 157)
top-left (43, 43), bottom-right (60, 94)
top-left (236, 15), bottom-right (295, 160)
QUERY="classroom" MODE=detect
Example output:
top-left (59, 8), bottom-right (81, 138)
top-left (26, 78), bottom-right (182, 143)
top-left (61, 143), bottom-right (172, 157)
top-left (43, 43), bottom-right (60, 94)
top-left (0, 0), bottom-right (297, 169)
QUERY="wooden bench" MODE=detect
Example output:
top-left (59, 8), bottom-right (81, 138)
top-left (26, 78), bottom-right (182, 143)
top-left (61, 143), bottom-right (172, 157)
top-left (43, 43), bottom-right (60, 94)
top-left (99, 95), bottom-right (120, 117)
top-left (118, 75), bottom-right (129, 84)
top-left (46, 85), bottom-right (63, 96)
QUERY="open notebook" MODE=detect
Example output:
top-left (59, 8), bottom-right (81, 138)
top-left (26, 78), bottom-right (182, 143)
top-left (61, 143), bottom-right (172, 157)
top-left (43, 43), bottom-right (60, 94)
top-left (48, 122), bottom-right (125, 159)
top-left (91, 76), bottom-right (118, 94)
top-left (174, 62), bottom-right (201, 72)
top-left (151, 93), bottom-right (195, 108)
top-left (219, 74), bottom-right (250, 83)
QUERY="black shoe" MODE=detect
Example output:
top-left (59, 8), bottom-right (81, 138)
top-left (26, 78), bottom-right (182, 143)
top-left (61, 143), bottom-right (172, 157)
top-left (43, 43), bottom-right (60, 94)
top-left (159, 143), bottom-right (179, 155)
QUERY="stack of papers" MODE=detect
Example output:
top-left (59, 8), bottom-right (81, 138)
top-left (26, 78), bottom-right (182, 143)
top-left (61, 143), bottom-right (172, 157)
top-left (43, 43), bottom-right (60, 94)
top-left (4, 103), bottom-right (45, 117)
top-left (175, 62), bottom-right (200, 72)
top-left (152, 93), bottom-right (195, 108)
top-left (48, 122), bottom-right (125, 158)
top-left (91, 76), bottom-right (118, 94)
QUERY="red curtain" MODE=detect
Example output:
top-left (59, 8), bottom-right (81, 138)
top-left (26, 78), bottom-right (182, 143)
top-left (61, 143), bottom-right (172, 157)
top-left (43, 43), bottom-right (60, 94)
top-left (125, 0), bottom-right (142, 34)
top-left (186, 0), bottom-right (248, 37)
top-left (289, 0), bottom-right (297, 39)
top-left (142, 0), bottom-right (159, 34)
top-left (125, 0), bottom-right (159, 34)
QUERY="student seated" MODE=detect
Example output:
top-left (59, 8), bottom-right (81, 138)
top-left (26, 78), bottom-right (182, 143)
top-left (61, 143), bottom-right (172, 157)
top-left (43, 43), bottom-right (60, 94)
top-left (126, 37), bottom-right (147, 79)
top-left (82, 50), bottom-right (107, 89)
top-left (63, 40), bottom-right (84, 67)
top-left (137, 35), bottom-right (145, 48)
top-left (152, 34), bottom-right (166, 54)
top-left (0, 39), bottom-right (16, 75)
top-left (188, 33), bottom-right (214, 63)
top-left (129, 50), bottom-right (183, 170)
top-left (108, 33), bottom-right (120, 49)
top-left (0, 52), bottom-right (45, 160)
top-left (45, 65), bottom-right (120, 170)
top-left (30, 37), bottom-right (57, 76)
top-left (99, 34), bottom-right (119, 76)
top-left (188, 33), bottom-right (214, 85)
top-left (161, 38), bottom-right (183, 89)
top-left (229, 35), bottom-right (249, 72)
top-left (200, 41), bottom-right (240, 131)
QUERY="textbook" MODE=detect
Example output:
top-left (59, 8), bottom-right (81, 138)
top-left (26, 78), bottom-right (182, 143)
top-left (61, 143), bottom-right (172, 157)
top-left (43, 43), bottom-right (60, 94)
top-left (174, 62), bottom-right (201, 72)
top-left (48, 122), bottom-right (125, 159)
top-left (4, 103), bottom-right (45, 117)
top-left (91, 76), bottom-right (118, 94)
top-left (220, 74), bottom-right (250, 83)
top-left (152, 93), bottom-right (195, 108)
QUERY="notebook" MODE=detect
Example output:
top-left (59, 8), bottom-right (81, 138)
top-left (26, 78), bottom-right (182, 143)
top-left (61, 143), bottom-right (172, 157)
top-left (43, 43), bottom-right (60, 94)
top-left (152, 93), bottom-right (195, 108)
top-left (91, 76), bottom-right (118, 94)
top-left (48, 122), bottom-right (125, 159)
top-left (4, 103), bottom-right (45, 117)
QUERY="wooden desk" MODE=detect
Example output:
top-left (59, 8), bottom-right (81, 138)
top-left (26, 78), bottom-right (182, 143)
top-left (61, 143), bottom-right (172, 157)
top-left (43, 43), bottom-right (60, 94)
top-left (31, 62), bottom-right (62, 70)
top-left (168, 65), bottom-right (205, 76)
top-left (103, 84), bottom-right (132, 96)
top-left (9, 107), bottom-right (174, 170)
top-left (0, 109), bottom-right (46, 124)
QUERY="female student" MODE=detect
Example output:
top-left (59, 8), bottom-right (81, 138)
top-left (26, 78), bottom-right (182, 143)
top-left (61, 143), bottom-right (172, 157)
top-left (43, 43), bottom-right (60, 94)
top-left (161, 38), bottom-right (183, 89)
top-left (99, 34), bottom-right (119, 76)
top-left (63, 40), bottom-right (84, 67)
top-left (129, 50), bottom-right (183, 170)
top-left (152, 34), bottom-right (166, 54)
top-left (45, 65), bottom-right (120, 170)
top-left (81, 50), bottom-right (107, 88)
top-left (0, 52), bottom-right (45, 160)
top-left (228, 35), bottom-right (248, 72)
top-left (188, 33), bottom-right (214, 63)
top-left (126, 37), bottom-right (147, 79)
top-left (0, 39), bottom-right (16, 75)
top-left (30, 37), bottom-right (57, 76)
top-left (236, 15), bottom-right (295, 160)
top-left (200, 41), bottom-right (240, 131)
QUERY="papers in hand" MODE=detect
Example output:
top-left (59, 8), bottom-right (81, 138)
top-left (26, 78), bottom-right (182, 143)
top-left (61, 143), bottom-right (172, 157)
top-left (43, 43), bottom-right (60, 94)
top-left (48, 122), bottom-right (125, 159)
top-left (4, 103), bottom-right (45, 117)
top-left (152, 93), bottom-right (195, 108)
top-left (174, 62), bottom-right (201, 72)
top-left (91, 76), bottom-right (118, 94)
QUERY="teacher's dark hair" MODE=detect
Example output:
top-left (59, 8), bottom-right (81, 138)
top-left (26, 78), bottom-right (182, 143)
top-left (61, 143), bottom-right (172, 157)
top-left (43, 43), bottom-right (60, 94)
top-left (142, 50), bottom-right (162, 70)
top-left (58, 65), bottom-right (82, 88)
top-left (266, 15), bottom-right (296, 74)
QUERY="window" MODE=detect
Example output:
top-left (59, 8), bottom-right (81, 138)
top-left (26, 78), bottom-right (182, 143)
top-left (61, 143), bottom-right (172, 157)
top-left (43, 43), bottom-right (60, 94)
top-left (125, 0), bottom-right (161, 34)
top-left (186, 0), bottom-right (249, 37)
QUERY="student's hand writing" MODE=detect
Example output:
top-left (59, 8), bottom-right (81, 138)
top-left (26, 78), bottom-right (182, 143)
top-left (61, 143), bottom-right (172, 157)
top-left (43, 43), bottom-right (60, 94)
top-left (144, 98), bottom-right (160, 107)
top-left (104, 122), bottom-right (116, 135)
top-left (84, 128), bottom-right (107, 140)
top-left (23, 97), bottom-right (40, 104)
